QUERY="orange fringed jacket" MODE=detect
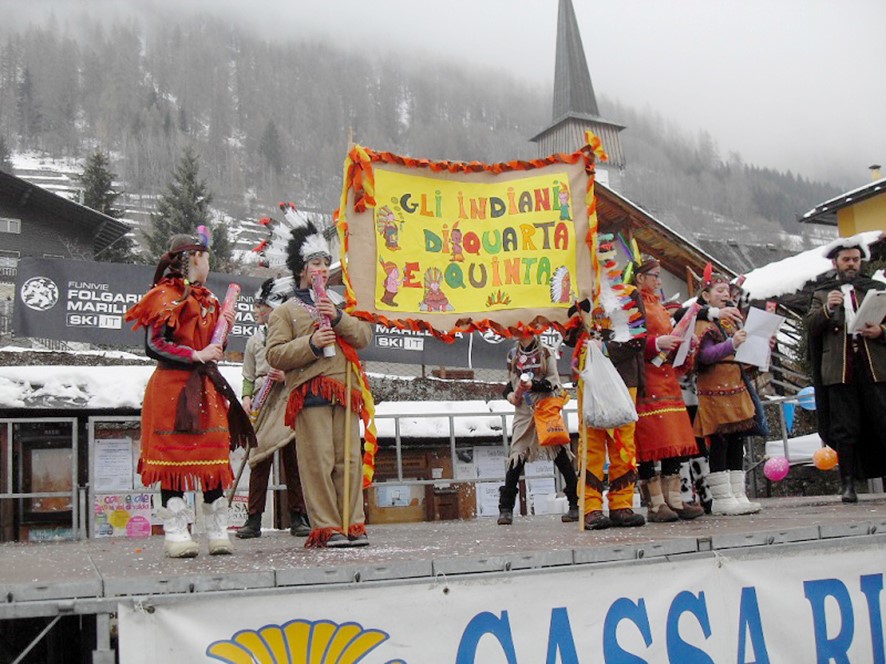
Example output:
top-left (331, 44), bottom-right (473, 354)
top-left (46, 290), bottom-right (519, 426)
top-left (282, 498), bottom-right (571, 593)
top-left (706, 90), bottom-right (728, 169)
top-left (125, 278), bottom-right (235, 492)
top-left (634, 290), bottom-right (699, 462)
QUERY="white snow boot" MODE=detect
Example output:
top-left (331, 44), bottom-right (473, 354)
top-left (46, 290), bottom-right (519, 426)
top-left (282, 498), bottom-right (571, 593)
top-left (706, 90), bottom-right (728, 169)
top-left (707, 471), bottom-right (747, 516)
top-left (203, 496), bottom-right (233, 555)
top-left (730, 470), bottom-right (761, 514)
top-left (158, 497), bottom-right (199, 558)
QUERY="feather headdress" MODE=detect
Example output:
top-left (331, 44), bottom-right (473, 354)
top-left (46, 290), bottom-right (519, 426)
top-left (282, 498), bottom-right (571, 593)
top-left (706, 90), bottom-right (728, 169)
top-left (251, 201), bottom-right (335, 274)
top-left (254, 276), bottom-right (291, 309)
top-left (597, 233), bottom-right (645, 341)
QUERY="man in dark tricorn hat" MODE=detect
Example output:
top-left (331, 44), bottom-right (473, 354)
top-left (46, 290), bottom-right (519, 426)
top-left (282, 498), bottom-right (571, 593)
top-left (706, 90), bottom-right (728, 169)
top-left (805, 233), bottom-right (886, 502)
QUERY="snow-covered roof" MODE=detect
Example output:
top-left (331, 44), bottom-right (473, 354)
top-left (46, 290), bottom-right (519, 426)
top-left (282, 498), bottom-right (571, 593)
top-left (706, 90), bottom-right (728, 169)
top-left (0, 358), bottom-right (579, 438)
top-left (741, 230), bottom-right (884, 300)
top-left (800, 176), bottom-right (886, 226)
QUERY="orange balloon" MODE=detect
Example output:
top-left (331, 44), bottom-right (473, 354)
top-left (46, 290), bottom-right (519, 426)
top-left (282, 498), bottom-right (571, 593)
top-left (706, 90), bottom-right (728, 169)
top-left (813, 446), bottom-right (838, 471)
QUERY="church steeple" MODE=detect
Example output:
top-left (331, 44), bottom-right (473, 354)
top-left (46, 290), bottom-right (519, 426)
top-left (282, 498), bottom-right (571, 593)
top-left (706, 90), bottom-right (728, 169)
top-left (531, 0), bottom-right (625, 177)
top-left (553, 0), bottom-right (599, 119)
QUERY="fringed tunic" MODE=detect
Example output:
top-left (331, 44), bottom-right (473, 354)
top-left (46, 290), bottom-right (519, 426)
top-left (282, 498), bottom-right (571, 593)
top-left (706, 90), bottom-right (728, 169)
top-left (125, 278), bottom-right (241, 491)
top-left (634, 291), bottom-right (699, 462)
top-left (693, 320), bottom-right (756, 437)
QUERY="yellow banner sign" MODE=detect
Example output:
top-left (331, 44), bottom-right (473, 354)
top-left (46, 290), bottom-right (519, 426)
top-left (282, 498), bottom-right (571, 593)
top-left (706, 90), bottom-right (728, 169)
top-left (341, 147), bottom-right (596, 338)
top-left (374, 170), bottom-right (577, 313)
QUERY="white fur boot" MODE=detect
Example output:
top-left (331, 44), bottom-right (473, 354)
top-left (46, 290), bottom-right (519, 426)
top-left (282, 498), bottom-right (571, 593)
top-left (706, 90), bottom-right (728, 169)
top-left (730, 470), bottom-right (761, 514)
top-left (203, 496), bottom-right (233, 555)
top-left (707, 471), bottom-right (746, 516)
top-left (158, 497), bottom-right (199, 558)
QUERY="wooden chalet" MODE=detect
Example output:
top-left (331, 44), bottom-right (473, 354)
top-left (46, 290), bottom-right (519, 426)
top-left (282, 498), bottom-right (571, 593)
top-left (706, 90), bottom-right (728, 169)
top-left (0, 169), bottom-right (130, 285)
top-left (799, 165), bottom-right (886, 236)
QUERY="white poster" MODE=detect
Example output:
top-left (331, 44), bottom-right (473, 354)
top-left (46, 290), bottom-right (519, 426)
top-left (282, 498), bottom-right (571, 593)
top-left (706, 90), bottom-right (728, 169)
top-left (94, 438), bottom-right (133, 492)
top-left (475, 482), bottom-right (501, 518)
top-left (473, 445), bottom-right (507, 481)
top-left (119, 540), bottom-right (886, 663)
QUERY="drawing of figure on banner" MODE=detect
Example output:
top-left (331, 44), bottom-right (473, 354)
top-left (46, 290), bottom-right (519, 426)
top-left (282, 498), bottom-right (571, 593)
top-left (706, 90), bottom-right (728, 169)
top-left (557, 180), bottom-right (572, 221)
top-left (450, 221), bottom-right (465, 263)
top-left (550, 265), bottom-right (575, 304)
top-left (376, 205), bottom-right (402, 251)
top-left (379, 258), bottom-right (403, 306)
top-left (420, 267), bottom-right (453, 312)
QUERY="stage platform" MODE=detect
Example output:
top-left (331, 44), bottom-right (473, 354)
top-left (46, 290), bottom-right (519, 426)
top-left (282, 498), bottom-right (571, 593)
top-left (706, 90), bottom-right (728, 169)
top-left (3, 493), bottom-right (886, 621)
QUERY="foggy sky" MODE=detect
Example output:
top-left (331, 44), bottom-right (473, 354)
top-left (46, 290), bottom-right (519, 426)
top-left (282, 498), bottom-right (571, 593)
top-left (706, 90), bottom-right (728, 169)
top-left (4, 0), bottom-right (884, 187)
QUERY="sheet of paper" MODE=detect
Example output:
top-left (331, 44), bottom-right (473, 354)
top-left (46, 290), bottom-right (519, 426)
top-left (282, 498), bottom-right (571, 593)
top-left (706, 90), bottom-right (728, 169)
top-left (673, 312), bottom-right (697, 368)
top-left (848, 289), bottom-right (886, 335)
top-left (94, 438), bottom-right (133, 492)
top-left (734, 307), bottom-right (785, 371)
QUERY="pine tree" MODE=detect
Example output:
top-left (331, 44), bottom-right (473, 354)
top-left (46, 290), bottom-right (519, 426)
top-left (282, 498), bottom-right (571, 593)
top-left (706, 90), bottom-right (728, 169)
top-left (0, 136), bottom-right (12, 172)
top-left (144, 146), bottom-right (222, 266)
top-left (80, 150), bottom-right (140, 264)
top-left (258, 119), bottom-right (283, 176)
top-left (210, 222), bottom-right (236, 273)
top-left (80, 150), bottom-right (122, 217)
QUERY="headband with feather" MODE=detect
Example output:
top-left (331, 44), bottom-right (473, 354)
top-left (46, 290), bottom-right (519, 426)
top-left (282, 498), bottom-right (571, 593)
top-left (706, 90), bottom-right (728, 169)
top-left (701, 261), bottom-right (729, 290)
top-left (254, 276), bottom-right (292, 309)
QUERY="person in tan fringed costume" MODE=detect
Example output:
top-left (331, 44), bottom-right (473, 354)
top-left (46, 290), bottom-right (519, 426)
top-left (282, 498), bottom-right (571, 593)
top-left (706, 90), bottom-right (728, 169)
top-left (237, 279), bottom-right (310, 539)
top-left (497, 331), bottom-right (579, 526)
top-left (694, 266), bottom-right (762, 516)
top-left (265, 218), bottom-right (373, 548)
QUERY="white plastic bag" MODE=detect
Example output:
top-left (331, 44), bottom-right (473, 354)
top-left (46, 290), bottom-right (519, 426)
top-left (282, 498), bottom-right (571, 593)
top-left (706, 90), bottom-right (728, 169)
top-left (580, 341), bottom-right (638, 429)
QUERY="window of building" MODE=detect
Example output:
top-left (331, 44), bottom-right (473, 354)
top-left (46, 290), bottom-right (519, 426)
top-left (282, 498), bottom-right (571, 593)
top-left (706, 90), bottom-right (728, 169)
top-left (0, 249), bottom-right (20, 268)
top-left (0, 217), bottom-right (22, 234)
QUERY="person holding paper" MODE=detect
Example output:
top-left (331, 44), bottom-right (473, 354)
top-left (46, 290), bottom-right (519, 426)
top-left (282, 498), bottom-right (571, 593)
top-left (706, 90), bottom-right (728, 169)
top-left (125, 230), bottom-right (256, 558)
top-left (236, 279), bottom-right (310, 539)
top-left (671, 301), bottom-right (729, 515)
top-left (693, 267), bottom-right (761, 516)
top-left (632, 256), bottom-right (704, 522)
top-left (805, 235), bottom-right (886, 503)
top-left (265, 216), bottom-right (374, 548)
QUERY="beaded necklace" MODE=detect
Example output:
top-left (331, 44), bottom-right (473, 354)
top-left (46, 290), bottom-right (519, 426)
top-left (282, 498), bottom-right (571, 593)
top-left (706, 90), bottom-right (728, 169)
top-left (513, 338), bottom-right (543, 377)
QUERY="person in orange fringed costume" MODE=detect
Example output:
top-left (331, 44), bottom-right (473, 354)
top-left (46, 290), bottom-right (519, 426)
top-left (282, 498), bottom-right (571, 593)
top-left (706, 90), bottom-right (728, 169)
top-left (632, 255), bottom-right (704, 522)
top-left (125, 230), bottom-right (255, 558)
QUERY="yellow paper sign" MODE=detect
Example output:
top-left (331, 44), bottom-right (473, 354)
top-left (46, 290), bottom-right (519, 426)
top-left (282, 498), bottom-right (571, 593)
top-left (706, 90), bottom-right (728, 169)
top-left (373, 170), bottom-right (577, 313)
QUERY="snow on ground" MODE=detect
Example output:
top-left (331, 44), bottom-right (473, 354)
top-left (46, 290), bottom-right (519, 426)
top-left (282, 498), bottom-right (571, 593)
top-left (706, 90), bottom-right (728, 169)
top-left (11, 150), bottom-right (83, 173)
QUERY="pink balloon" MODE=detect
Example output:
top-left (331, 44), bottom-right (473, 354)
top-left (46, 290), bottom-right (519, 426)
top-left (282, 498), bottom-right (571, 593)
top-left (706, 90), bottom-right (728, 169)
top-left (763, 456), bottom-right (790, 482)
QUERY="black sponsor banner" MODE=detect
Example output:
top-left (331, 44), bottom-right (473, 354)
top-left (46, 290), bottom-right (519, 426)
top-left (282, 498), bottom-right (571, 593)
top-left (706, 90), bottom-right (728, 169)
top-left (13, 258), bottom-right (573, 370)
top-left (13, 258), bottom-right (265, 352)
top-left (362, 325), bottom-right (572, 372)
